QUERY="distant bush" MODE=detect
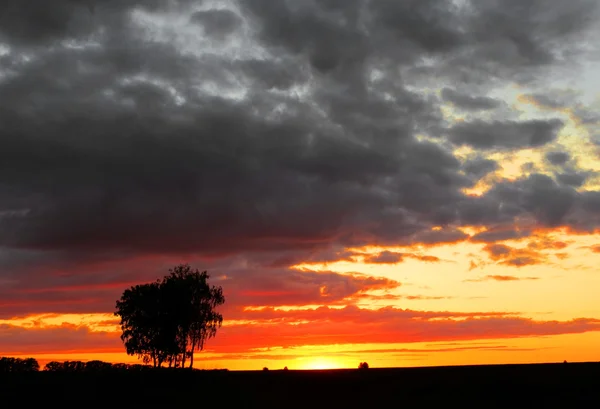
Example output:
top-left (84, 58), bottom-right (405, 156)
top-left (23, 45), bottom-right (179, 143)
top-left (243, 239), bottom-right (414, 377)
top-left (0, 357), bottom-right (40, 372)
top-left (263, 367), bottom-right (269, 371)
top-left (283, 366), bottom-right (289, 371)
top-left (111, 363), bottom-right (130, 371)
top-left (40, 360), bottom-right (231, 373)
top-left (85, 360), bottom-right (115, 371)
top-left (42, 360), bottom-right (230, 373)
top-left (44, 360), bottom-right (151, 372)
top-left (44, 361), bottom-right (86, 372)
top-left (358, 362), bottom-right (369, 370)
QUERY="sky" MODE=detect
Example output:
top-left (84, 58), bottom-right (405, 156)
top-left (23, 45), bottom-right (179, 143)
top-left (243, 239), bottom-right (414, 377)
top-left (1, 0), bottom-right (600, 371)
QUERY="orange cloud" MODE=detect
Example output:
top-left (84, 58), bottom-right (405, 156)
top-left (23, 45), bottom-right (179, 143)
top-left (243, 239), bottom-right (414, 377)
top-left (527, 239), bottom-right (569, 251)
top-left (361, 251), bottom-right (441, 264)
top-left (363, 251), bottom-right (404, 264)
top-left (482, 244), bottom-right (543, 267)
top-left (0, 323), bottom-right (121, 355)
top-left (0, 265), bottom-right (402, 318)
top-left (3, 307), bottom-right (599, 357)
top-left (465, 275), bottom-right (540, 283)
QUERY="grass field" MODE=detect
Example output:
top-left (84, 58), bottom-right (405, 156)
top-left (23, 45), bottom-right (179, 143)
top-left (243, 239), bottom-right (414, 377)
top-left (1, 362), bottom-right (599, 408)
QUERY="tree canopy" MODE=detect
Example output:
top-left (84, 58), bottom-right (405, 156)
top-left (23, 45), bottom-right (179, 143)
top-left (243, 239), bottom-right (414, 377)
top-left (0, 357), bottom-right (39, 372)
top-left (115, 264), bottom-right (225, 368)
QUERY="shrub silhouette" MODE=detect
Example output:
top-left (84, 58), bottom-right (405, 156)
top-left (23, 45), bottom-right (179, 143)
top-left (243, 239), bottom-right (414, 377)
top-left (263, 367), bottom-right (269, 371)
top-left (358, 362), bottom-right (369, 370)
top-left (44, 361), bottom-right (86, 372)
top-left (85, 360), bottom-right (114, 372)
top-left (0, 357), bottom-right (39, 372)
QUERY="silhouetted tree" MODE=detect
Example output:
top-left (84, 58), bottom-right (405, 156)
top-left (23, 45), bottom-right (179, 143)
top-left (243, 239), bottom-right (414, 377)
top-left (44, 361), bottom-right (63, 372)
top-left (112, 363), bottom-right (130, 371)
top-left (115, 264), bottom-right (225, 368)
top-left (85, 360), bottom-right (114, 372)
top-left (358, 362), bottom-right (369, 370)
top-left (0, 357), bottom-right (39, 372)
top-left (115, 281), bottom-right (168, 367)
top-left (44, 361), bottom-right (87, 372)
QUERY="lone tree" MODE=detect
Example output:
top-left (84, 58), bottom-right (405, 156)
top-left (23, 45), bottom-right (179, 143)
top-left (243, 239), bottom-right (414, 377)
top-left (115, 264), bottom-right (225, 368)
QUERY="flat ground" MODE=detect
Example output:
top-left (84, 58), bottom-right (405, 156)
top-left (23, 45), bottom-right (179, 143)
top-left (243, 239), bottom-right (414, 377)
top-left (1, 362), bottom-right (599, 408)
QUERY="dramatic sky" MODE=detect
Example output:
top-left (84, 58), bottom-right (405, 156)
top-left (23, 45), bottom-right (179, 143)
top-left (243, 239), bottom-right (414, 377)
top-left (1, 0), bottom-right (600, 370)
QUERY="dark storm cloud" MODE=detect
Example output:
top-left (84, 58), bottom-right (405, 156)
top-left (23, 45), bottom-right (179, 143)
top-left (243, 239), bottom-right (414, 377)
top-left (522, 93), bottom-right (600, 144)
top-left (543, 151), bottom-right (592, 188)
top-left (363, 251), bottom-right (404, 264)
top-left (461, 174), bottom-right (581, 227)
top-left (0, 0), bottom-right (200, 47)
top-left (0, 0), bottom-right (599, 316)
top-left (441, 88), bottom-right (502, 111)
top-left (469, 229), bottom-right (531, 244)
top-left (448, 119), bottom-right (564, 150)
top-left (463, 157), bottom-right (500, 180)
top-left (556, 172), bottom-right (589, 188)
top-left (546, 151), bottom-right (571, 166)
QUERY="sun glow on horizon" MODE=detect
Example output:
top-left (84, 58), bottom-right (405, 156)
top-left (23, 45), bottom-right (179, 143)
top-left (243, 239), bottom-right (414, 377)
top-left (297, 356), bottom-right (347, 370)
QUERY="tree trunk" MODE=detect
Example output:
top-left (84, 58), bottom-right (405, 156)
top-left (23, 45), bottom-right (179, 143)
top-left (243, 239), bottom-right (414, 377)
top-left (180, 332), bottom-right (188, 368)
top-left (189, 338), bottom-right (197, 369)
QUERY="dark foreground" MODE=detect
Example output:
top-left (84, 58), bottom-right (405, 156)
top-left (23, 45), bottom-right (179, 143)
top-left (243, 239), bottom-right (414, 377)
top-left (2, 362), bottom-right (599, 408)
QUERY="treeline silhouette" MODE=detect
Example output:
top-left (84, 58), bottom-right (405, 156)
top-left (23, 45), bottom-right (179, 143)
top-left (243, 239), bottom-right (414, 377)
top-left (0, 357), bottom-right (39, 372)
top-left (1, 357), bottom-right (229, 373)
top-left (3, 361), bottom-right (599, 408)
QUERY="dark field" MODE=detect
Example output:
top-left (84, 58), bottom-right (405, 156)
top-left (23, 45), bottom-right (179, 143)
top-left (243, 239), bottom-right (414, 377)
top-left (2, 362), bottom-right (599, 408)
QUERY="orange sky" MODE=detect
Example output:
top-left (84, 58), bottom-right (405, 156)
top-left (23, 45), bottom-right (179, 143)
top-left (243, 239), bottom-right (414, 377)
top-left (3, 225), bottom-right (600, 370)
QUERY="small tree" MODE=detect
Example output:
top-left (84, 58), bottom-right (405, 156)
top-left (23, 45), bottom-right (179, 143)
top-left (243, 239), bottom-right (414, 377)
top-left (358, 362), bottom-right (369, 370)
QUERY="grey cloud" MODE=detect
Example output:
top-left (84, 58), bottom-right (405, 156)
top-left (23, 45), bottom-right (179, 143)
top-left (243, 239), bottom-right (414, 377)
top-left (470, 229), bottom-right (531, 243)
top-left (556, 172), bottom-right (588, 188)
top-left (523, 93), bottom-right (600, 144)
top-left (462, 174), bottom-right (579, 228)
top-left (448, 119), bottom-right (564, 150)
top-left (524, 92), bottom-right (600, 125)
top-left (0, 0), bottom-right (188, 47)
top-left (441, 88), bottom-right (501, 111)
top-left (546, 151), bottom-right (571, 166)
top-left (363, 251), bottom-right (404, 264)
top-left (463, 157), bottom-right (500, 179)
top-left (0, 0), bottom-right (599, 313)
top-left (190, 9), bottom-right (242, 39)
